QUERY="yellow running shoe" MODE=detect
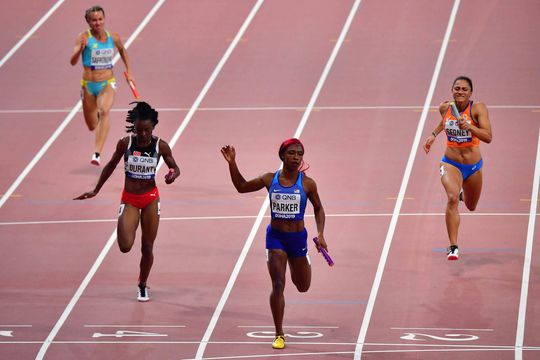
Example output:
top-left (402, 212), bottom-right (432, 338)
top-left (272, 335), bottom-right (285, 349)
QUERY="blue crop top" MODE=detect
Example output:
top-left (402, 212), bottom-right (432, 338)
top-left (269, 170), bottom-right (307, 221)
top-left (82, 29), bottom-right (114, 70)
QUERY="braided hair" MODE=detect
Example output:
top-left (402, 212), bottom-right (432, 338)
top-left (125, 101), bottom-right (159, 133)
top-left (85, 5), bottom-right (105, 21)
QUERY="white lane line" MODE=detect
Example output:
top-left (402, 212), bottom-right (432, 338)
top-left (237, 325), bottom-right (339, 329)
top-left (0, 324), bottom-right (32, 327)
top-left (164, 1), bottom-right (260, 150)
top-left (193, 1), bottom-right (362, 358)
top-left (353, 1), bottom-right (461, 359)
top-left (33, 1), bottom-right (168, 358)
top-left (391, 327), bottom-right (493, 331)
top-left (0, 0), bottom-right (165, 210)
top-left (0, 212), bottom-right (529, 226)
top-left (3, 339), bottom-right (540, 349)
top-left (515, 129), bottom-right (540, 360)
top-left (0, 0), bottom-right (65, 68)
top-left (83, 325), bottom-right (186, 328)
top-left (1, 104), bottom-right (537, 114)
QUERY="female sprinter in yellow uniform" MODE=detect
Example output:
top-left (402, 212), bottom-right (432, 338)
top-left (423, 76), bottom-right (492, 260)
top-left (70, 5), bottom-right (134, 166)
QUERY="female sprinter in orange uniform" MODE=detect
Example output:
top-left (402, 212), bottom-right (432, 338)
top-left (70, 5), bottom-right (134, 166)
top-left (221, 139), bottom-right (328, 349)
top-left (423, 76), bottom-right (492, 260)
top-left (75, 102), bottom-right (180, 301)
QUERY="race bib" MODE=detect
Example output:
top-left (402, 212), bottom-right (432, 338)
top-left (90, 48), bottom-right (114, 70)
top-left (271, 193), bottom-right (301, 219)
top-left (445, 115), bottom-right (472, 144)
top-left (125, 155), bottom-right (157, 180)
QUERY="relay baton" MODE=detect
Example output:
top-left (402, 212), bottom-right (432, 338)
top-left (449, 102), bottom-right (461, 121)
top-left (124, 71), bottom-right (140, 99)
top-left (313, 237), bottom-right (334, 267)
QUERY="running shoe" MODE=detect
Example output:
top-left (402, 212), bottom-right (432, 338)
top-left (272, 335), bottom-right (285, 349)
top-left (447, 245), bottom-right (459, 260)
top-left (137, 284), bottom-right (150, 302)
top-left (91, 153), bottom-right (101, 166)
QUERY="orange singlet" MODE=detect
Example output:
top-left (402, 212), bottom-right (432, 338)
top-left (444, 101), bottom-right (479, 148)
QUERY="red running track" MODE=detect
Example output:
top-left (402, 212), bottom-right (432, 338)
top-left (1, 0), bottom-right (539, 359)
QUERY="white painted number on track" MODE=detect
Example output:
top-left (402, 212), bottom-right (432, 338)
top-left (400, 332), bottom-right (479, 342)
top-left (92, 330), bottom-right (168, 338)
top-left (0, 331), bottom-right (14, 337)
top-left (247, 330), bottom-right (323, 339)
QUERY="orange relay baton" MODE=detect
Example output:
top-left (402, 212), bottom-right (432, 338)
top-left (124, 71), bottom-right (140, 99)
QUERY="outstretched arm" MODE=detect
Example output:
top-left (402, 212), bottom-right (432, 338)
top-left (220, 145), bottom-right (268, 193)
top-left (74, 138), bottom-right (127, 200)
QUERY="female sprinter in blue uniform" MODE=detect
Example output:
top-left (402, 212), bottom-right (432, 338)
top-left (423, 76), bottom-right (492, 260)
top-left (70, 5), bottom-right (134, 166)
top-left (75, 102), bottom-right (180, 301)
top-left (221, 139), bottom-right (328, 349)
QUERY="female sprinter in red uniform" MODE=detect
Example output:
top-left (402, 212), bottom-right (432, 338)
top-left (75, 102), bottom-right (180, 301)
top-left (423, 76), bottom-right (492, 260)
top-left (221, 139), bottom-right (328, 349)
top-left (70, 5), bottom-right (135, 166)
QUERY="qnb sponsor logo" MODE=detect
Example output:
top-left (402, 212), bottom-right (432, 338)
top-left (274, 193), bottom-right (299, 201)
top-left (94, 48), bottom-right (113, 56)
top-left (131, 156), bottom-right (156, 164)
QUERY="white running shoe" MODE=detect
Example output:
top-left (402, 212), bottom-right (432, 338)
top-left (91, 153), bottom-right (101, 166)
top-left (447, 246), bottom-right (459, 260)
top-left (137, 284), bottom-right (150, 302)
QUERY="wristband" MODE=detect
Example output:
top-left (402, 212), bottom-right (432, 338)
top-left (432, 131), bottom-right (437, 137)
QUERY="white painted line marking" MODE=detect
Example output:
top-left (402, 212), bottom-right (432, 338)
top-left (391, 327), bottom-right (493, 332)
top-left (0, 104), bottom-right (537, 114)
top-left (0, 0), bottom-right (65, 68)
top-left (353, 1), bottom-right (461, 359)
top-left (238, 325), bottom-right (339, 329)
top-left (84, 325), bottom-right (186, 328)
top-left (515, 129), bottom-right (540, 360)
top-left (0, 325), bottom-right (32, 327)
top-left (0, 212), bottom-right (529, 226)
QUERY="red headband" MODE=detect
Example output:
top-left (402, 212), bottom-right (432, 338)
top-left (279, 138), bottom-right (304, 160)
